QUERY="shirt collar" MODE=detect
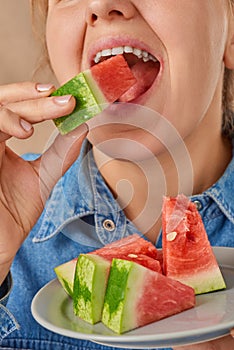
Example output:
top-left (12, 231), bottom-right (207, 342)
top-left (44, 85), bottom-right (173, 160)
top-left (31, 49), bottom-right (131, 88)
top-left (205, 139), bottom-right (234, 225)
top-left (32, 140), bottom-right (127, 243)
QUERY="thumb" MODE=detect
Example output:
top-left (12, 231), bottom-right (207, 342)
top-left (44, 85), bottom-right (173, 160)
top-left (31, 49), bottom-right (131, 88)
top-left (34, 123), bottom-right (89, 203)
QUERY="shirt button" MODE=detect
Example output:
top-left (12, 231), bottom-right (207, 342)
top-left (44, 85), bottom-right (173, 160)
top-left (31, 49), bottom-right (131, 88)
top-left (193, 200), bottom-right (203, 211)
top-left (103, 219), bottom-right (116, 232)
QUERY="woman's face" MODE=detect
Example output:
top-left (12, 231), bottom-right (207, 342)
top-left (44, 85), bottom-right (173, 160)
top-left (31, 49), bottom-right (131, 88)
top-left (46, 0), bottom-right (232, 154)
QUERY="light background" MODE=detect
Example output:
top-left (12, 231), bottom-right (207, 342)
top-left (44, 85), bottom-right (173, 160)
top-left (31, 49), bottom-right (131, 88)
top-left (0, 0), bottom-right (56, 155)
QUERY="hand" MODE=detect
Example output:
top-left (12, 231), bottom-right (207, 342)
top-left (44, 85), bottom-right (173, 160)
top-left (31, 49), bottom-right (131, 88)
top-left (174, 329), bottom-right (234, 350)
top-left (0, 81), bottom-right (88, 284)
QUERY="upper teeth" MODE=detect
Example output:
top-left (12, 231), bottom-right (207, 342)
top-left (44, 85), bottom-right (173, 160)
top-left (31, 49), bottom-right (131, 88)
top-left (93, 46), bottom-right (157, 64)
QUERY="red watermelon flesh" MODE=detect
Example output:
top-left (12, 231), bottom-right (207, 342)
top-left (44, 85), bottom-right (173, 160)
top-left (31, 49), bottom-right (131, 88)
top-left (90, 233), bottom-right (161, 273)
top-left (90, 55), bottom-right (137, 102)
top-left (102, 258), bottom-right (195, 334)
top-left (162, 194), bottom-right (226, 294)
top-left (94, 252), bottom-right (162, 273)
top-left (91, 233), bottom-right (158, 259)
top-left (155, 249), bottom-right (164, 273)
top-left (136, 266), bottom-right (195, 328)
top-left (119, 60), bottom-right (160, 102)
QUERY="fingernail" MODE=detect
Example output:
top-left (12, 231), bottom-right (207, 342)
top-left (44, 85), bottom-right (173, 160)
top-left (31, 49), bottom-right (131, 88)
top-left (20, 119), bottom-right (32, 132)
top-left (54, 95), bottom-right (73, 105)
top-left (36, 83), bottom-right (54, 92)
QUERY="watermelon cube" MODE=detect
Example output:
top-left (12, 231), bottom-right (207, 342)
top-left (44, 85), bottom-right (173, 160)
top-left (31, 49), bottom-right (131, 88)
top-left (102, 258), bottom-right (195, 334)
top-left (162, 194), bottom-right (226, 294)
top-left (73, 254), bottom-right (111, 324)
top-left (52, 55), bottom-right (136, 134)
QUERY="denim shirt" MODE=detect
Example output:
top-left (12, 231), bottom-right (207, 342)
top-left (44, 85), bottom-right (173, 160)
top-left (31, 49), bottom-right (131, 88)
top-left (0, 139), bottom-right (234, 350)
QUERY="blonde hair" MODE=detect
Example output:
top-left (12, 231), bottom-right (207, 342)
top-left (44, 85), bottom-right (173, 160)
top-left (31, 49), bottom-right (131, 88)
top-left (30, 0), bottom-right (234, 138)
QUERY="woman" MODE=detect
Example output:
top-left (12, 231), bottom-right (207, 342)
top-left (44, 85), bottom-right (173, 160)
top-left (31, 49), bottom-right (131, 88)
top-left (0, 0), bottom-right (234, 349)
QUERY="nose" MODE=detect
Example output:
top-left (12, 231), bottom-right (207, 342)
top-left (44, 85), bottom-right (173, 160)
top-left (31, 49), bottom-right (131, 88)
top-left (86, 0), bottom-right (136, 25)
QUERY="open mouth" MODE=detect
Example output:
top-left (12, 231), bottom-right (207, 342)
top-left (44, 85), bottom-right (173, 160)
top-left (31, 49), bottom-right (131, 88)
top-left (91, 46), bottom-right (161, 102)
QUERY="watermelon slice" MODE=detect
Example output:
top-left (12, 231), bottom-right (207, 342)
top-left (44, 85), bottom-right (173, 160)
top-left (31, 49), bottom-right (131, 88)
top-left (91, 233), bottom-right (158, 259)
top-left (95, 253), bottom-right (162, 273)
top-left (52, 55), bottom-right (136, 134)
top-left (73, 254), bottom-right (110, 324)
top-left (54, 258), bottom-right (77, 298)
top-left (102, 258), bottom-right (195, 334)
top-left (162, 194), bottom-right (226, 294)
top-left (90, 232), bottom-right (161, 273)
top-left (89, 233), bottom-right (161, 276)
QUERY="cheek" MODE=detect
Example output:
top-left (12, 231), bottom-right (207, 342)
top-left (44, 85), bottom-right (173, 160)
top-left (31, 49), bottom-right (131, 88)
top-left (143, 1), bottom-right (228, 132)
top-left (46, 6), bottom-right (86, 84)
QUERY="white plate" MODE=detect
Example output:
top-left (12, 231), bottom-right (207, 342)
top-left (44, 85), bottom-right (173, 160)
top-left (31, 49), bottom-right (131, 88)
top-left (31, 247), bottom-right (234, 348)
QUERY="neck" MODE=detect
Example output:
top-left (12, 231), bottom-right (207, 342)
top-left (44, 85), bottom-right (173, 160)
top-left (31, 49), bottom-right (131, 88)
top-left (92, 116), bottom-right (232, 244)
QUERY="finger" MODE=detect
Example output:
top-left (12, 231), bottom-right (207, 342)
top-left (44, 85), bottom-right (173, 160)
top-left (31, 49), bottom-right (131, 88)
top-left (6, 94), bottom-right (76, 124)
top-left (0, 106), bottom-right (33, 142)
top-left (0, 81), bottom-right (55, 105)
top-left (231, 329), bottom-right (234, 337)
top-left (174, 335), bottom-right (234, 350)
top-left (33, 123), bottom-right (89, 203)
top-left (173, 345), bottom-right (205, 350)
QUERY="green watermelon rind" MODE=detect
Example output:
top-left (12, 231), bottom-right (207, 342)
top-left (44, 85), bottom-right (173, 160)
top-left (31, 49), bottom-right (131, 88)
top-left (172, 266), bottom-right (226, 295)
top-left (54, 259), bottom-right (77, 298)
top-left (73, 254), bottom-right (110, 324)
top-left (52, 72), bottom-right (106, 135)
top-left (102, 259), bottom-right (142, 334)
top-left (83, 69), bottom-right (108, 108)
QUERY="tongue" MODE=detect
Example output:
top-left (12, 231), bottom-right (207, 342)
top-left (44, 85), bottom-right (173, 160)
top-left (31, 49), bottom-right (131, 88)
top-left (118, 60), bottom-right (160, 102)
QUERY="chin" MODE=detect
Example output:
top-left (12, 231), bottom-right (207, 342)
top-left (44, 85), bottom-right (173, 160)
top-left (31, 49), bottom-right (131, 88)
top-left (86, 104), bottom-right (180, 162)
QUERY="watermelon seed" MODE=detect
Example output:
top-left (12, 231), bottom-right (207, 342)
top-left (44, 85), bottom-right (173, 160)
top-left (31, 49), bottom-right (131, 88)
top-left (127, 254), bottom-right (138, 258)
top-left (166, 231), bottom-right (177, 241)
